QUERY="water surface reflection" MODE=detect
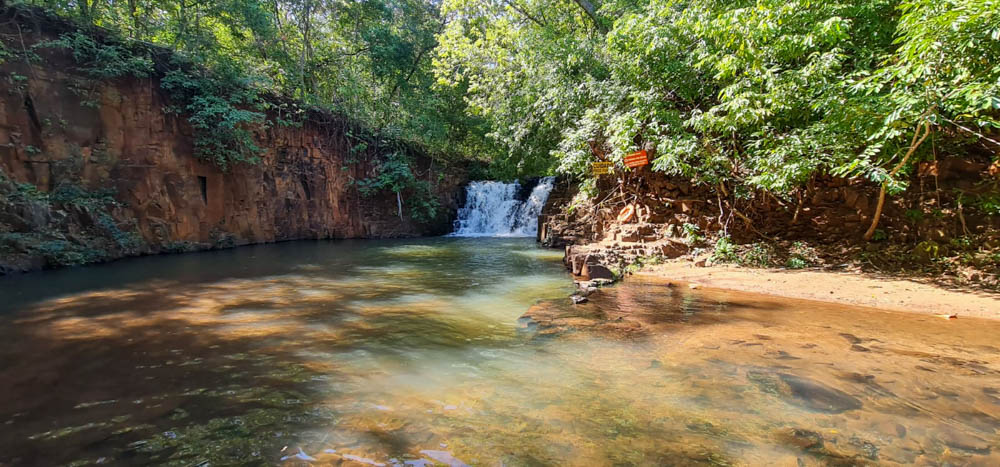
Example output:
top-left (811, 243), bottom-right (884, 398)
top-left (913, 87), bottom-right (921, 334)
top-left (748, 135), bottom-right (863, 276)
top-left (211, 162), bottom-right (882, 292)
top-left (0, 238), bottom-right (997, 465)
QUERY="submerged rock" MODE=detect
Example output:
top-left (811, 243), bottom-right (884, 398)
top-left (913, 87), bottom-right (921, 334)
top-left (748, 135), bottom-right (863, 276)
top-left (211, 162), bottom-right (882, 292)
top-left (777, 428), bottom-right (824, 451)
top-left (748, 371), bottom-right (862, 414)
top-left (419, 450), bottom-right (470, 467)
top-left (849, 436), bottom-right (880, 460)
top-left (940, 429), bottom-right (992, 454)
top-left (778, 373), bottom-right (863, 413)
top-left (776, 428), bottom-right (871, 464)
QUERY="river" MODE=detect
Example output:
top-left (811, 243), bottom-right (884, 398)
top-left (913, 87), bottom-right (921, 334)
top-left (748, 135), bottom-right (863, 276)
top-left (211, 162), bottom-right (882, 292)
top-left (0, 237), bottom-right (999, 465)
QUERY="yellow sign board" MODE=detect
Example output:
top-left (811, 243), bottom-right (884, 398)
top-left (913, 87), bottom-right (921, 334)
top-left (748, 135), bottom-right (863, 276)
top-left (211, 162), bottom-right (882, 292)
top-left (591, 161), bottom-right (613, 175)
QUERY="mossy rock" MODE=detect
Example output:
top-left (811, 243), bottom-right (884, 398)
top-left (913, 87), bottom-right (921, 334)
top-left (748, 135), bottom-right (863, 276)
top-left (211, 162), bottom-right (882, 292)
top-left (911, 240), bottom-right (949, 263)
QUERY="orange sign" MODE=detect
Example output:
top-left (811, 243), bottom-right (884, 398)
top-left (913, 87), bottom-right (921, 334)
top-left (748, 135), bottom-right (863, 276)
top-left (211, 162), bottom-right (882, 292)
top-left (624, 150), bottom-right (649, 168)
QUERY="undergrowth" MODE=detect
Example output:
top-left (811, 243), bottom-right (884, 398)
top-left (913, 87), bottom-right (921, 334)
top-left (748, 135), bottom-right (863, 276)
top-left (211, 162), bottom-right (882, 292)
top-left (38, 31), bottom-right (267, 170)
top-left (1, 170), bottom-right (143, 269)
top-left (355, 151), bottom-right (440, 225)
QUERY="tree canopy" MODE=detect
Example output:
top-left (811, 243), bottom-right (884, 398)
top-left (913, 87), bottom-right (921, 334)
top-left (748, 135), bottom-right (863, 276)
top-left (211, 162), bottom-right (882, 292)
top-left (16, 0), bottom-right (496, 166)
top-left (9, 0), bottom-right (1000, 189)
top-left (435, 0), bottom-right (1000, 190)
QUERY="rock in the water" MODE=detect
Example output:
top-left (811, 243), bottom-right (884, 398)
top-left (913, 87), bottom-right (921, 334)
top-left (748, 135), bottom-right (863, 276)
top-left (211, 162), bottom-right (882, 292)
top-left (849, 436), bottom-right (880, 460)
top-left (777, 428), bottom-right (824, 450)
top-left (778, 373), bottom-right (863, 413)
top-left (582, 263), bottom-right (616, 280)
top-left (940, 429), bottom-right (991, 454)
top-left (571, 295), bottom-right (588, 304)
top-left (776, 428), bottom-right (867, 462)
top-left (749, 371), bottom-right (862, 414)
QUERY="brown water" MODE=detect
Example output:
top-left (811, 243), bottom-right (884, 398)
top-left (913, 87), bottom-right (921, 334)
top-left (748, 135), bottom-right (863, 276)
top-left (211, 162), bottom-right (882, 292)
top-left (0, 238), bottom-right (998, 466)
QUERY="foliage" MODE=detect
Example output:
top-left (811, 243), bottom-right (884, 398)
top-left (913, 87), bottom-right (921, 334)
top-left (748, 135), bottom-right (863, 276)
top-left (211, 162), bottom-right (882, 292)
top-left (14, 0), bottom-right (494, 166)
top-left (12, 181), bottom-right (46, 202)
top-left (434, 0), bottom-right (1000, 202)
top-left (786, 256), bottom-right (809, 269)
top-left (30, 25), bottom-right (268, 169)
top-left (43, 32), bottom-right (152, 79)
top-left (34, 239), bottom-right (106, 266)
top-left (405, 181), bottom-right (441, 224)
top-left (710, 236), bottom-right (738, 263)
top-left (357, 151), bottom-right (417, 197)
top-left (11, 0), bottom-right (1000, 190)
top-left (160, 65), bottom-right (267, 169)
top-left (0, 41), bottom-right (10, 64)
top-left (786, 241), bottom-right (817, 269)
top-left (975, 193), bottom-right (1000, 216)
top-left (624, 255), bottom-right (664, 274)
top-left (49, 182), bottom-right (117, 207)
top-left (356, 151), bottom-right (440, 224)
top-left (681, 223), bottom-right (702, 245)
top-left (0, 175), bottom-right (140, 267)
top-left (710, 237), bottom-right (816, 268)
top-left (741, 243), bottom-right (776, 268)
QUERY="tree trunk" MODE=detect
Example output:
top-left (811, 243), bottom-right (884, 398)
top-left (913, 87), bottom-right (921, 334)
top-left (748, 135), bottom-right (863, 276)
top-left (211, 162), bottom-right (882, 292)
top-left (863, 122), bottom-right (931, 241)
top-left (298, 0), bottom-right (313, 100)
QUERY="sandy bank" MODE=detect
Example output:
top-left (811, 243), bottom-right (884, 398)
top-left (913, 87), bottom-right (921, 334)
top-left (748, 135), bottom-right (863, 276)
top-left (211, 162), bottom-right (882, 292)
top-left (639, 262), bottom-right (1000, 320)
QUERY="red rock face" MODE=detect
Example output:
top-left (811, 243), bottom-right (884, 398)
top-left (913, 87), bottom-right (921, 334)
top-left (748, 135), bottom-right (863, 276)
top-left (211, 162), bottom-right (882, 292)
top-left (0, 27), bottom-right (465, 273)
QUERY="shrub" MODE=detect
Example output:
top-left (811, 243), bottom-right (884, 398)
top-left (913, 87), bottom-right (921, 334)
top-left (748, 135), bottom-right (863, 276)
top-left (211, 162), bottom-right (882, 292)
top-left (356, 151), bottom-right (441, 225)
top-left (43, 32), bottom-right (152, 79)
top-left (682, 223), bottom-right (702, 246)
top-left (161, 67), bottom-right (266, 170)
top-left (741, 243), bottom-right (775, 268)
top-left (710, 236), bottom-right (738, 263)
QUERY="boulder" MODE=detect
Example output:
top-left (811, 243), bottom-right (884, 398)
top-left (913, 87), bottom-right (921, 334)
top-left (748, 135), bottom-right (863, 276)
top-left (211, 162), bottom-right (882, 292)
top-left (582, 263), bottom-right (615, 280)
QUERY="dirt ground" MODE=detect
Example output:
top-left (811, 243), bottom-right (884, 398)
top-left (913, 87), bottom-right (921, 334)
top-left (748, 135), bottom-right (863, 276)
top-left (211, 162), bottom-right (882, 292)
top-left (640, 261), bottom-right (1000, 320)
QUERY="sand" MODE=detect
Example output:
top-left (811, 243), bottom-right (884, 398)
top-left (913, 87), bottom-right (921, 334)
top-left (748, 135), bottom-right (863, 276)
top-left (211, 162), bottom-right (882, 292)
top-left (640, 261), bottom-right (1000, 319)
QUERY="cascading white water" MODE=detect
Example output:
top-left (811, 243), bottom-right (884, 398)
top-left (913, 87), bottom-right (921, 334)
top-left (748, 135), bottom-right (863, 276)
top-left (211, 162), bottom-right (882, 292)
top-left (451, 177), bottom-right (556, 236)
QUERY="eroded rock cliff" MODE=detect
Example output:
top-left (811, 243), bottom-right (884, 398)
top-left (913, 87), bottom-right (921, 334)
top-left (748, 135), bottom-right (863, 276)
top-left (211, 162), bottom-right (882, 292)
top-left (0, 11), bottom-right (467, 274)
top-left (540, 165), bottom-right (1000, 287)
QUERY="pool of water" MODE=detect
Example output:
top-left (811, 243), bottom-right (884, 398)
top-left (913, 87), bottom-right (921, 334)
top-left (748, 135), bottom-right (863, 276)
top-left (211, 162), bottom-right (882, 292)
top-left (0, 237), bottom-right (998, 466)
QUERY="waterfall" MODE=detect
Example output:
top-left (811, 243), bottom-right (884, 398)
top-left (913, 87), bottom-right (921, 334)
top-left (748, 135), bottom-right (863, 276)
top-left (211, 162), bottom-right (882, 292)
top-left (451, 177), bottom-right (556, 237)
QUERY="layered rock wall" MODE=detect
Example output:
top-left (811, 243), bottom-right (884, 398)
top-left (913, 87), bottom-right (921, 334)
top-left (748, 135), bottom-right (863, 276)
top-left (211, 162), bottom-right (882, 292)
top-left (0, 13), bottom-right (465, 273)
top-left (541, 164), bottom-right (1000, 279)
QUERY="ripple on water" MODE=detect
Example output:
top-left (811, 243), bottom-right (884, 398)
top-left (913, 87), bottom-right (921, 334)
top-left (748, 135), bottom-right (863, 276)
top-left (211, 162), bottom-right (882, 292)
top-left (1, 239), bottom-right (1000, 465)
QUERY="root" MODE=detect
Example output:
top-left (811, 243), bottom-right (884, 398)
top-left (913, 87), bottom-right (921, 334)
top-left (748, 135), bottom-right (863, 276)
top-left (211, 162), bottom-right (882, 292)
top-left (724, 201), bottom-right (775, 241)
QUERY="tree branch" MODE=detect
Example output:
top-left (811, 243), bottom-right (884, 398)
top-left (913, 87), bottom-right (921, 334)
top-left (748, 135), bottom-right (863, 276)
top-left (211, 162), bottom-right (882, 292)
top-left (571, 0), bottom-right (606, 33)
top-left (501, 0), bottom-right (547, 28)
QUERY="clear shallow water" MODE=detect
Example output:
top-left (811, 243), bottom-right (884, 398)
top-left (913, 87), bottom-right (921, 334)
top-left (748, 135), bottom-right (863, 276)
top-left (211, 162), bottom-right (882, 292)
top-left (0, 238), bottom-right (998, 466)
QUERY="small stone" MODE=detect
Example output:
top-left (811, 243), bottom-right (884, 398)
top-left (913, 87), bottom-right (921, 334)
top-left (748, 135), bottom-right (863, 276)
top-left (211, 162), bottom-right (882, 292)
top-left (570, 295), bottom-right (588, 305)
top-left (777, 428), bottom-right (824, 450)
